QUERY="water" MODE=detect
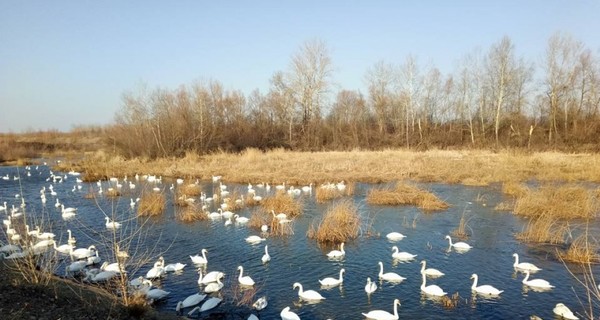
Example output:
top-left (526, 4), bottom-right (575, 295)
top-left (0, 164), bottom-right (598, 319)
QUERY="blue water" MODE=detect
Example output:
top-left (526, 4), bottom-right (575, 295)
top-left (0, 163), bottom-right (598, 319)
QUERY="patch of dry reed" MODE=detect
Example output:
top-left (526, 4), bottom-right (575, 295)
top-left (248, 208), bottom-right (294, 237)
top-left (451, 210), bottom-right (471, 240)
top-left (557, 228), bottom-right (600, 264)
top-left (105, 188), bottom-right (121, 197)
top-left (502, 182), bottom-right (529, 198)
top-left (366, 182), bottom-right (448, 211)
top-left (180, 184), bottom-right (201, 197)
top-left (223, 191), bottom-right (244, 211)
top-left (494, 201), bottom-right (514, 211)
top-left (137, 193), bottom-right (166, 217)
top-left (314, 182), bottom-right (355, 203)
top-left (515, 215), bottom-right (568, 244)
top-left (177, 204), bottom-right (207, 223)
top-left (307, 200), bottom-right (360, 243)
top-left (513, 184), bottom-right (599, 219)
top-left (261, 193), bottom-right (303, 218)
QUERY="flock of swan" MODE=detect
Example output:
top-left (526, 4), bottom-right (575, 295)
top-left (0, 165), bottom-right (586, 319)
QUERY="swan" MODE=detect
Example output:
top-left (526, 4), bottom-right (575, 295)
top-left (238, 265), bottom-right (255, 286)
top-left (175, 292), bottom-right (206, 315)
top-left (245, 235), bottom-right (266, 244)
top-left (54, 199), bottom-right (61, 208)
top-left (146, 260), bottom-right (165, 279)
top-left (326, 242), bottom-right (345, 258)
top-left (204, 274), bottom-right (224, 293)
top-left (190, 249), bottom-right (208, 264)
top-left (101, 261), bottom-right (124, 273)
top-left (129, 277), bottom-right (151, 290)
top-left (65, 260), bottom-right (87, 274)
top-left (386, 232), bottom-right (406, 241)
top-left (105, 217), bottom-right (121, 229)
top-left (53, 241), bottom-right (74, 254)
top-left (512, 253), bottom-right (541, 272)
top-left (362, 298), bottom-right (401, 320)
top-left (261, 245), bottom-right (271, 263)
top-left (221, 209), bottom-right (234, 219)
top-left (253, 296), bottom-right (268, 310)
top-left (420, 260), bottom-right (445, 277)
top-left (261, 224), bottom-right (268, 232)
top-left (470, 274), bottom-right (503, 296)
top-left (391, 246), bottom-right (417, 260)
top-left (34, 227), bottom-right (56, 240)
top-left (293, 282), bottom-right (325, 301)
top-left (445, 235), bottom-right (472, 250)
top-left (198, 271), bottom-right (224, 285)
top-left (164, 262), bottom-right (186, 272)
top-left (420, 272), bottom-right (447, 297)
top-left (271, 210), bottom-right (288, 220)
top-left (224, 216), bottom-right (233, 226)
top-left (86, 250), bottom-right (102, 265)
top-left (378, 261), bottom-right (405, 282)
top-left (61, 204), bottom-right (77, 213)
top-left (234, 214), bottom-right (249, 224)
top-left (365, 277), bottom-right (377, 294)
top-left (522, 270), bottom-right (554, 289)
top-left (319, 268), bottom-right (345, 287)
top-left (145, 288), bottom-right (170, 302)
top-left (553, 303), bottom-right (578, 320)
top-left (70, 245), bottom-right (96, 259)
top-left (280, 306), bottom-right (301, 320)
top-left (85, 270), bottom-right (117, 282)
top-left (197, 297), bottom-right (222, 312)
top-left (207, 210), bottom-right (221, 219)
top-left (67, 229), bottom-right (76, 246)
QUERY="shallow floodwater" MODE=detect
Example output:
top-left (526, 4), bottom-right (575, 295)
top-left (0, 164), bottom-right (598, 319)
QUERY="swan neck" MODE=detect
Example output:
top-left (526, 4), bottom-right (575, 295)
top-left (421, 272), bottom-right (427, 288)
top-left (394, 301), bottom-right (399, 317)
top-left (471, 275), bottom-right (477, 290)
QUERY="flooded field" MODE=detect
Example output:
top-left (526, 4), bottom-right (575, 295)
top-left (0, 164), bottom-right (597, 319)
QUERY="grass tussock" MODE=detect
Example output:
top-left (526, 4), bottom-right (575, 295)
top-left (180, 183), bottom-right (202, 196)
top-left (223, 191), bottom-right (245, 211)
top-left (366, 182), bottom-right (449, 211)
top-left (105, 188), bottom-right (121, 197)
top-left (248, 209), bottom-right (294, 237)
top-left (261, 192), bottom-right (303, 218)
top-left (558, 234), bottom-right (600, 264)
top-left (314, 181), bottom-right (355, 203)
top-left (177, 204), bottom-right (208, 223)
top-left (137, 193), bottom-right (166, 216)
top-left (502, 182), bottom-right (530, 198)
top-left (513, 184), bottom-right (599, 219)
top-left (451, 211), bottom-right (471, 240)
top-left (515, 215), bottom-right (568, 244)
top-left (494, 200), bottom-right (514, 211)
top-left (307, 200), bottom-right (360, 243)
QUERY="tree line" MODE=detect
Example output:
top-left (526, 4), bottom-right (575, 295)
top-left (108, 33), bottom-right (600, 158)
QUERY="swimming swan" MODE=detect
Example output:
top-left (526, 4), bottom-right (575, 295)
top-left (319, 268), bottom-right (345, 287)
top-left (522, 270), bottom-right (554, 289)
top-left (261, 245), bottom-right (271, 263)
top-left (190, 249), bottom-right (208, 264)
top-left (362, 298), bottom-right (401, 320)
top-left (420, 260), bottom-right (445, 277)
top-left (470, 274), bottom-right (503, 295)
top-left (445, 235), bottom-right (472, 250)
top-left (378, 261), bottom-right (405, 282)
top-left (326, 242), bottom-right (345, 258)
top-left (280, 306), bottom-right (301, 320)
top-left (512, 253), bottom-right (541, 272)
top-left (204, 274), bottom-right (224, 293)
top-left (105, 217), bottom-right (121, 229)
top-left (386, 232), bottom-right (406, 241)
top-left (420, 272), bottom-right (447, 297)
top-left (553, 303), bottom-right (579, 320)
top-left (365, 277), bottom-right (378, 294)
top-left (391, 246), bottom-right (417, 260)
top-left (175, 292), bottom-right (206, 315)
top-left (293, 282), bottom-right (325, 301)
top-left (238, 265), bottom-right (255, 286)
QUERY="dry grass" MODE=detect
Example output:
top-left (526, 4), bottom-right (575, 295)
top-left (451, 210), bottom-right (471, 240)
top-left (314, 181), bottom-right (355, 203)
top-left (502, 182), bottom-right (530, 198)
top-left (105, 188), bottom-right (121, 197)
top-left (137, 193), bottom-right (166, 216)
top-left (260, 192), bottom-right (303, 218)
top-left (557, 229), bottom-right (600, 264)
top-left (494, 200), bottom-right (514, 211)
top-left (513, 184), bottom-right (599, 219)
top-left (366, 182), bottom-right (448, 211)
top-left (179, 184), bottom-right (202, 197)
top-left (223, 191), bottom-right (245, 211)
top-left (307, 200), bottom-right (360, 243)
top-left (177, 204), bottom-right (207, 223)
top-left (248, 209), bottom-right (294, 237)
top-left (515, 215), bottom-right (569, 244)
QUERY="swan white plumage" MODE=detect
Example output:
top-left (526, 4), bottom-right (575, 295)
top-left (445, 235), bottom-right (472, 250)
top-left (101, 261), bottom-right (124, 273)
top-left (164, 262), bottom-right (186, 272)
top-left (420, 272), bottom-right (447, 297)
top-left (261, 245), bottom-right (271, 263)
top-left (271, 210), bottom-right (288, 220)
top-left (198, 297), bottom-right (222, 312)
top-left (326, 242), bottom-right (345, 258)
top-left (261, 224), bottom-right (268, 232)
top-left (252, 296), bottom-right (268, 310)
top-left (553, 303), bottom-right (578, 320)
top-left (66, 260), bottom-right (88, 274)
top-left (190, 248), bottom-right (208, 264)
top-left (420, 260), bottom-right (445, 277)
top-left (280, 307), bottom-right (301, 320)
top-left (85, 270), bottom-right (117, 282)
top-left (512, 253), bottom-right (541, 272)
top-left (362, 298), bottom-right (401, 320)
top-left (234, 214), bottom-right (249, 224)
top-left (145, 288), bottom-right (170, 301)
top-left (391, 246), bottom-right (417, 260)
top-left (70, 245), bottom-right (96, 259)
top-left (105, 217), bottom-right (121, 229)
top-left (319, 268), bottom-right (344, 287)
top-left (470, 274), bottom-right (503, 296)
top-left (53, 241), bottom-right (74, 254)
top-left (522, 270), bottom-right (554, 289)
top-left (365, 277), bottom-right (377, 294)
top-left (67, 229), bottom-right (76, 246)
top-left (245, 235), bottom-right (266, 244)
top-left (146, 260), bottom-right (165, 279)
top-left (238, 265), bottom-right (255, 286)
top-left (293, 282), bottom-right (325, 300)
top-left (175, 292), bottom-right (206, 315)
top-left (204, 274), bottom-right (224, 293)
top-left (386, 232), bottom-right (406, 241)
top-left (378, 261), bottom-right (405, 282)
top-left (198, 271), bottom-right (223, 285)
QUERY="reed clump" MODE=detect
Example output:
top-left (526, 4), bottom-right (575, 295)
top-left (307, 200), bottom-right (360, 243)
top-left (248, 208), bottom-right (294, 237)
top-left (558, 234), bottom-right (600, 264)
top-left (502, 182), bottom-right (530, 198)
top-left (137, 193), bottom-right (166, 216)
top-left (494, 200), bottom-right (514, 211)
top-left (177, 204), bottom-right (207, 223)
top-left (174, 193), bottom-right (192, 207)
top-left (180, 183), bottom-right (202, 197)
top-left (223, 191), bottom-right (245, 211)
top-left (513, 184), bottom-right (599, 219)
top-left (366, 182), bottom-right (448, 211)
top-left (451, 211), bottom-right (471, 240)
top-left (314, 181), bottom-right (355, 203)
top-left (105, 188), bottom-right (121, 197)
top-left (261, 192), bottom-right (303, 218)
top-left (515, 214), bottom-right (568, 244)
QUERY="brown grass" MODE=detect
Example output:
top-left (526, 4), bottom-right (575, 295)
top-left (494, 201), bottom-right (514, 211)
top-left (366, 182), bottom-right (448, 211)
top-left (513, 184), bottom-right (599, 219)
top-left (451, 210), bottom-right (470, 240)
top-left (314, 182), bottom-right (355, 203)
top-left (137, 193), bottom-right (166, 216)
top-left (502, 182), bottom-right (530, 198)
top-left (177, 204), bottom-right (207, 223)
top-left (261, 192), bottom-right (303, 218)
top-left (248, 209), bottom-right (294, 237)
top-left (307, 200), bottom-right (360, 243)
top-left (105, 188), bottom-right (121, 197)
top-left (557, 228), bottom-right (600, 264)
top-left (180, 183), bottom-right (202, 196)
top-left (515, 215), bottom-right (569, 244)
top-left (223, 191), bottom-right (245, 211)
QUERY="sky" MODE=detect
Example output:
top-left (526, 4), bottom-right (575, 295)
top-left (1, 1), bottom-right (599, 132)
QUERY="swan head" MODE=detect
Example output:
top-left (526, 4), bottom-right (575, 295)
top-left (470, 274), bottom-right (477, 280)
top-left (445, 235), bottom-right (451, 240)
top-left (392, 246), bottom-right (398, 253)
top-left (378, 261), bottom-right (383, 267)
top-left (292, 282), bottom-right (301, 290)
top-left (237, 266), bottom-right (243, 271)
top-left (88, 245), bottom-right (97, 251)
top-left (420, 260), bottom-right (426, 266)
top-left (394, 299), bottom-right (401, 306)
top-left (202, 248), bottom-right (208, 255)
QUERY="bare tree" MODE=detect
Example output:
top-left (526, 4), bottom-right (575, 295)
top-left (486, 36), bottom-right (516, 146)
top-left (365, 60), bottom-right (395, 135)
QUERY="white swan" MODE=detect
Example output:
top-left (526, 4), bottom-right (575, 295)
top-left (146, 260), bottom-right (165, 279)
top-left (175, 292), bottom-right (206, 315)
top-left (271, 210), bottom-right (288, 220)
top-left (420, 272), bottom-right (447, 297)
top-left (245, 235), bottom-right (266, 244)
top-left (234, 214), bottom-right (249, 224)
top-left (319, 268), bottom-right (344, 287)
top-left (66, 260), bottom-right (88, 274)
top-left (553, 303), bottom-right (579, 320)
top-left (470, 274), bottom-right (503, 296)
top-left (252, 296), bottom-right (268, 310)
top-left (238, 265), bottom-right (255, 286)
top-left (204, 274), bottom-right (224, 293)
top-left (67, 229), bottom-right (76, 246)
top-left (60, 204), bottom-right (77, 213)
top-left (362, 298), bottom-right (401, 320)
top-left (391, 246), bottom-right (417, 260)
top-left (53, 241), bottom-right (74, 254)
top-left (378, 261), bottom-right (405, 282)
top-left (198, 271), bottom-right (223, 285)
top-left (261, 224), bottom-right (268, 232)
top-left (522, 270), bottom-right (554, 289)
top-left (261, 245), bottom-right (271, 263)
top-left (145, 288), bottom-right (170, 301)
top-left (326, 242), bottom-right (345, 258)
top-left (101, 261), bottom-right (124, 273)
top-left (420, 260), bottom-right (445, 277)
top-left (386, 232), bottom-right (406, 241)
top-left (197, 297), bottom-right (222, 312)
top-left (293, 282), bottom-right (325, 301)
top-left (512, 253), bottom-right (541, 272)
top-left (445, 235), bottom-right (472, 250)
top-left (34, 227), bottom-right (55, 240)
top-left (70, 245), bottom-right (96, 259)
top-left (190, 248), bottom-right (208, 264)
top-left (164, 262), bottom-right (186, 272)
top-left (365, 277), bottom-right (378, 294)
top-left (85, 270), bottom-right (117, 282)
top-left (105, 217), bottom-right (121, 229)
top-left (280, 307), bottom-right (301, 320)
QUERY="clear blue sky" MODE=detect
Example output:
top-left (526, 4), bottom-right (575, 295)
top-left (1, 1), bottom-right (599, 132)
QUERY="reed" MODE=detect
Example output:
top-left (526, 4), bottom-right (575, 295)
top-left (502, 181), bottom-right (529, 198)
top-left (515, 214), bottom-right (568, 244)
top-left (137, 193), bottom-right (166, 217)
top-left (179, 183), bottom-right (202, 197)
top-left (105, 188), bottom-right (121, 198)
top-left (248, 208), bottom-right (294, 237)
top-left (366, 182), bottom-right (448, 211)
top-left (513, 184), bottom-right (599, 219)
top-left (261, 192), bottom-right (303, 218)
top-left (558, 233), bottom-right (600, 264)
top-left (494, 201), bottom-right (514, 211)
top-left (223, 191), bottom-right (245, 211)
top-left (307, 200), bottom-right (360, 243)
top-left (314, 181), bottom-right (355, 203)
top-left (451, 210), bottom-right (471, 240)
top-left (177, 204), bottom-right (207, 223)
